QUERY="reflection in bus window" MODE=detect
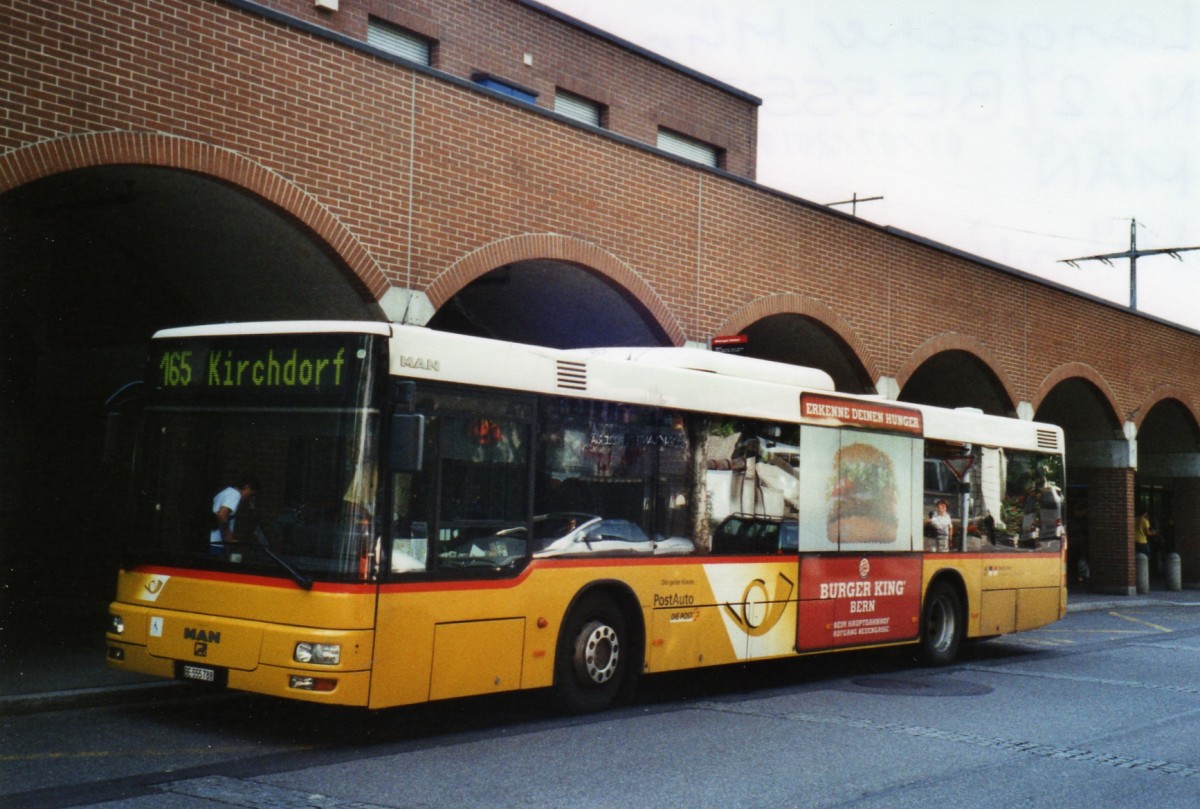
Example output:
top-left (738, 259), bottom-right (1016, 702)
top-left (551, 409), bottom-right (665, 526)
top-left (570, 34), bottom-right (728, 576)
top-left (537, 399), bottom-right (698, 553)
top-left (704, 418), bottom-right (799, 535)
top-left (536, 402), bottom-right (799, 554)
top-left (389, 470), bottom-right (427, 572)
top-left (710, 514), bottom-right (799, 555)
top-left (924, 441), bottom-right (1064, 552)
top-left (386, 390), bottom-right (533, 574)
top-left (434, 410), bottom-right (530, 568)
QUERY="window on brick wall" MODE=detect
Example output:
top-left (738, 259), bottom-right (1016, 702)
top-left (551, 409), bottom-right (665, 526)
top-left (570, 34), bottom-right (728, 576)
top-left (657, 128), bottom-right (721, 169)
top-left (367, 17), bottom-right (433, 66)
top-left (554, 89), bottom-right (604, 128)
top-left (472, 73), bottom-right (538, 105)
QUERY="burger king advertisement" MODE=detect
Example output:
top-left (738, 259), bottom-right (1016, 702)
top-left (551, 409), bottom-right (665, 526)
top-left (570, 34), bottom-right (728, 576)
top-left (792, 394), bottom-right (926, 649)
top-left (795, 419), bottom-right (922, 553)
top-left (796, 554), bottom-right (922, 650)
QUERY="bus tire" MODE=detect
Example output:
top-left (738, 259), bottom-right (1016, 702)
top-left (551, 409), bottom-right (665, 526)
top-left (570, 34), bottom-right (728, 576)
top-left (918, 580), bottom-right (963, 666)
top-left (553, 593), bottom-right (627, 714)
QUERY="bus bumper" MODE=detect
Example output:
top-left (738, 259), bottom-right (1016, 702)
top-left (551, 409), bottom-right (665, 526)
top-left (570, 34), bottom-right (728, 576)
top-left (105, 640), bottom-right (373, 707)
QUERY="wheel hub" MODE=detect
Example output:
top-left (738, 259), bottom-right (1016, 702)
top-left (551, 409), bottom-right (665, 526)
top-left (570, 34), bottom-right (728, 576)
top-left (577, 621), bottom-right (619, 684)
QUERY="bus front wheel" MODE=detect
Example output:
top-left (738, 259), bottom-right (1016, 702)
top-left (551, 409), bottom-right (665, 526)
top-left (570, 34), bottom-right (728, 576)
top-left (553, 594), bottom-right (627, 713)
top-left (918, 581), bottom-right (963, 666)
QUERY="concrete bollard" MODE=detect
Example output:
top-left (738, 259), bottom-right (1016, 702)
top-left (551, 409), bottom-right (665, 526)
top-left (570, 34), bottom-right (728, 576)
top-left (1166, 552), bottom-right (1182, 592)
top-left (1136, 553), bottom-right (1150, 594)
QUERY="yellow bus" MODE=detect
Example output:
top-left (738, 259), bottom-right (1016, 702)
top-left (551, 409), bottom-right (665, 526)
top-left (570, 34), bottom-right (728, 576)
top-left (106, 321), bottom-right (1066, 712)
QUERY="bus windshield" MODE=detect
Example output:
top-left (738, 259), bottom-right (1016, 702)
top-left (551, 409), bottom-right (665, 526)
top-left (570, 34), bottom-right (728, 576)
top-left (127, 332), bottom-right (383, 582)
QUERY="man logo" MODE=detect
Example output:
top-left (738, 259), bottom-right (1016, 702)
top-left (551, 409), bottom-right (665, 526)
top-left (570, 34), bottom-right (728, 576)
top-left (184, 627), bottom-right (220, 657)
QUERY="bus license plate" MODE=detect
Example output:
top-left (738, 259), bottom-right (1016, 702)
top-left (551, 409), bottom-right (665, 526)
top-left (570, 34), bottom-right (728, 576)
top-left (181, 664), bottom-right (216, 683)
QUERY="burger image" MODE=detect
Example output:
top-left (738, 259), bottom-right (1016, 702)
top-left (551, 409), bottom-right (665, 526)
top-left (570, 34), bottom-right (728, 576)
top-left (827, 442), bottom-right (898, 543)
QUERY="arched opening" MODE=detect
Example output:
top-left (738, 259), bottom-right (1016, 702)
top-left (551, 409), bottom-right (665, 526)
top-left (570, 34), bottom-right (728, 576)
top-left (0, 165), bottom-right (380, 644)
top-left (739, 314), bottom-right (874, 394)
top-left (427, 259), bottom-right (670, 348)
top-left (1136, 399), bottom-right (1200, 586)
top-left (899, 350), bottom-right (1014, 416)
top-left (1036, 378), bottom-right (1126, 592)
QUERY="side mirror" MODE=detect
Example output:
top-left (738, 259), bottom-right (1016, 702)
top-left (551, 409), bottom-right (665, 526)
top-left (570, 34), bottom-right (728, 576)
top-left (389, 413), bottom-right (425, 472)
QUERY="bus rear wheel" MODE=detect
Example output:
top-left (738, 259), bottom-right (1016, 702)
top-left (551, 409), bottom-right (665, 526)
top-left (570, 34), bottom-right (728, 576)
top-left (918, 581), bottom-right (963, 666)
top-left (553, 594), bottom-right (627, 713)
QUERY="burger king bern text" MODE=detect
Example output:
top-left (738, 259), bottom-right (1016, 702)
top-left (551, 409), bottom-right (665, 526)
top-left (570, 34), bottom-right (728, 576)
top-left (818, 579), bottom-right (906, 599)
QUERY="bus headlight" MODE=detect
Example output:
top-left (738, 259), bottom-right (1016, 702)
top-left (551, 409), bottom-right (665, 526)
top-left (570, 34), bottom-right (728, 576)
top-left (294, 642), bottom-right (341, 665)
top-left (108, 614), bottom-right (125, 635)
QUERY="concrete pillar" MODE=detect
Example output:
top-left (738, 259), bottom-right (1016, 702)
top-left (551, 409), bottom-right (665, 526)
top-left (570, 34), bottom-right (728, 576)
top-left (1166, 553), bottom-right (1182, 591)
top-left (1136, 553), bottom-right (1149, 594)
top-left (874, 376), bottom-right (899, 400)
top-left (380, 287), bottom-right (435, 326)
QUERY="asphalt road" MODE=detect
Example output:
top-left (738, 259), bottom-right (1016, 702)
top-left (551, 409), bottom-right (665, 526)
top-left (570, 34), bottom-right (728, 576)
top-left (5, 602), bottom-right (1200, 809)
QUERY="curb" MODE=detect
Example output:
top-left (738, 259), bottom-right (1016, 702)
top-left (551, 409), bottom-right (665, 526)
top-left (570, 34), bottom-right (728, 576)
top-left (0, 680), bottom-right (196, 716)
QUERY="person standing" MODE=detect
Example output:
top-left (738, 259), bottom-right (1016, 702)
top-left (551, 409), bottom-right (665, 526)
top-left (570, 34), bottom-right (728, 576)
top-left (1134, 506), bottom-right (1157, 563)
top-left (929, 499), bottom-right (953, 552)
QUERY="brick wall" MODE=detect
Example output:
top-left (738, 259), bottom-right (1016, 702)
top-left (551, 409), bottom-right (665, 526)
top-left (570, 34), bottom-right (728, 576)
top-left (1175, 479), bottom-right (1200, 586)
top-left (7, 0), bottom-right (1198, 411)
top-left (6, 0), bottom-right (1200, 592)
top-left (1077, 468), bottom-right (1136, 594)
top-left (240, 0), bottom-right (760, 178)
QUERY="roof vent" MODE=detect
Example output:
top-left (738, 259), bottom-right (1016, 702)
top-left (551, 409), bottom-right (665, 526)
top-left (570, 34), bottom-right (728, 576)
top-left (556, 360), bottom-right (587, 391)
top-left (562, 347), bottom-right (835, 390)
top-left (1036, 429), bottom-right (1060, 451)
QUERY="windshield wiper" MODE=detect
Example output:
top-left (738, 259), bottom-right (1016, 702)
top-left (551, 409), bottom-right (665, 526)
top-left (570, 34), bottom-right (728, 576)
top-left (260, 544), bottom-right (313, 590)
top-left (246, 530), bottom-right (312, 590)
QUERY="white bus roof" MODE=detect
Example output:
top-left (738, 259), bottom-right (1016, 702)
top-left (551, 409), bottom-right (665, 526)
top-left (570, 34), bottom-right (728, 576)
top-left (565, 346), bottom-right (836, 390)
top-left (153, 321), bottom-right (1063, 453)
top-left (153, 320), bottom-right (393, 339)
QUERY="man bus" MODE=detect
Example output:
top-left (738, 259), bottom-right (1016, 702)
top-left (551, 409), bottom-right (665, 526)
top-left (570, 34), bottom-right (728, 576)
top-left (107, 321), bottom-right (1066, 712)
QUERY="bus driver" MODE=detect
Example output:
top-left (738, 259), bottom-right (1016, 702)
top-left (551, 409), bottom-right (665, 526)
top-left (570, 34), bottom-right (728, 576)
top-left (210, 476), bottom-right (259, 554)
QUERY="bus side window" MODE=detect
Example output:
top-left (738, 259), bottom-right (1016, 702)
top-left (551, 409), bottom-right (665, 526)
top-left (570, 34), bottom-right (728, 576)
top-left (922, 443), bottom-right (960, 552)
top-left (390, 471), bottom-right (427, 572)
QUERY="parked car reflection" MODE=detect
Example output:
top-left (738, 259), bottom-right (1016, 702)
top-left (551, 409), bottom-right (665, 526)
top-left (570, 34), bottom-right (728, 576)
top-left (532, 512), bottom-right (693, 558)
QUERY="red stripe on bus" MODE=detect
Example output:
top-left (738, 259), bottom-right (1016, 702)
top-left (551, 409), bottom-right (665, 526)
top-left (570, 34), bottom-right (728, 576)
top-left (127, 565), bottom-right (370, 593)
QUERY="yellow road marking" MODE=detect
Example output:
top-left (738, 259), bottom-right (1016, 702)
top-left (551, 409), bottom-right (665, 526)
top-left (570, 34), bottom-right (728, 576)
top-left (0, 745), bottom-right (292, 763)
top-left (1017, 637), bottom-right (1076, 647)
top-left (1109, 611), bottom-right (1172, 633)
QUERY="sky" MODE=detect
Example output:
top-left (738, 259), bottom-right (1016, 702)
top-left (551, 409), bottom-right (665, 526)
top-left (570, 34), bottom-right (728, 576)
top-left (547, 0), bottom-right (1200, 330)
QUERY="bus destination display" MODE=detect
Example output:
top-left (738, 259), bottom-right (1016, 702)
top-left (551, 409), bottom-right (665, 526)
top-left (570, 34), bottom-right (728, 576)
top-left (151, 334), bottom-right (373, 400)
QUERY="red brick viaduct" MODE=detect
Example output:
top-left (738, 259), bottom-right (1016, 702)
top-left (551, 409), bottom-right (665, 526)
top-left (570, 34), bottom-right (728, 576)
top-left (4, 0), bottom-right (1200, 595)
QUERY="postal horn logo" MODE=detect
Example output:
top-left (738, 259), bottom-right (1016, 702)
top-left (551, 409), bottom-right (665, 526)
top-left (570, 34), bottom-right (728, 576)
top-left (724, 572), bottom-right (795, 637)
top-left (138, 575), bottom-right (170, 602)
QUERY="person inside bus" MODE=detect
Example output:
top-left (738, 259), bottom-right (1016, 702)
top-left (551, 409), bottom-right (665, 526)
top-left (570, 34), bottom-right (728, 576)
top-left (928, 499), bottom-right (953, 552)
top-left (210, 476), bottom-right (260, 554)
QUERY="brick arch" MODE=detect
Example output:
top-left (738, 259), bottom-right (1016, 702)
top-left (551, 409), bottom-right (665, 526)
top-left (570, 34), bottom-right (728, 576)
top-left (426, 234), bottom-right (687, 346)
top-left (894, 333), bottom-right (1018, 407)
top-left (1033, 362), bottom-right (1122, 424)
top-left (0, 131), bottom-right (391, 301)
top-left (1131, 384), bottom-right (1200, 433)
top-left (719, 293), bottom-right (881, 383)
